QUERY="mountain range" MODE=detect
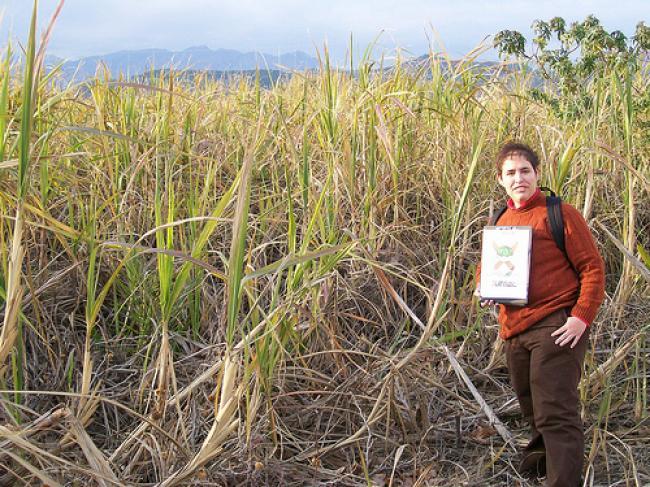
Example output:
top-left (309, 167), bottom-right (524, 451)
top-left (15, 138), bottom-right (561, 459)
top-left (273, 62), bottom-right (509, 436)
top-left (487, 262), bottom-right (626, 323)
top-left (45, 46), bottom-right (320, 79)
top-left (42, 46), bottom-right (524, 89)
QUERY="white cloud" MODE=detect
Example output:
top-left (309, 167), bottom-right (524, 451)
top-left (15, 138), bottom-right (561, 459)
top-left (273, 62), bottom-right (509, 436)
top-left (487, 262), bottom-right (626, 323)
top-left (0, 0), bottom-right (646, 60)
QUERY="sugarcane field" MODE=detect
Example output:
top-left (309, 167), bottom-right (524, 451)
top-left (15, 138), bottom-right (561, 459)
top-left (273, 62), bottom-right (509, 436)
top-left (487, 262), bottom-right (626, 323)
top-left (0, 1), bottom-right (648, 485)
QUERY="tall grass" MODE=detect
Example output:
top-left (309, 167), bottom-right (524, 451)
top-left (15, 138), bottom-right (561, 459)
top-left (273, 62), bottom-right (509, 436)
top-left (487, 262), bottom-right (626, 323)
top-left (0, 11), bottom-right (648, 485)
top-left (0, 1), bottom-right (37, 409)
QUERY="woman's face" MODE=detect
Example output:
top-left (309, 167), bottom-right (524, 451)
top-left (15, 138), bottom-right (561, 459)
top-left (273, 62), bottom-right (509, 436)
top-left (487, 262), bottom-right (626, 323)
top-left (498, 155), bottom-right (539, 207)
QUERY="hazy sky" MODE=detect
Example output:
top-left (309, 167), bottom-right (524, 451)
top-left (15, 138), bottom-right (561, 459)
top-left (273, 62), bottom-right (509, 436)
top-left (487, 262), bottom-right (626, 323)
top-left (0, 0), bottom-right (647, 62)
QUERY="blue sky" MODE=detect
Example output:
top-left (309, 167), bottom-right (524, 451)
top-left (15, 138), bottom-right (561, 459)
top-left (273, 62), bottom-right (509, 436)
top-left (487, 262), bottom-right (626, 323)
top-left (0, 0), bottom-right (647, 62)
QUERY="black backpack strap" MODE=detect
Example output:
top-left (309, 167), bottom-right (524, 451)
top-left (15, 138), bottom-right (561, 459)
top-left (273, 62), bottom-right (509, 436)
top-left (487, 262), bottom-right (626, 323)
top-left (543, 194), bottom-right (566, 255)
top-left (489, 206), bottom-right (507, 226)
top-left (541, 186), bottom-right (579, 275)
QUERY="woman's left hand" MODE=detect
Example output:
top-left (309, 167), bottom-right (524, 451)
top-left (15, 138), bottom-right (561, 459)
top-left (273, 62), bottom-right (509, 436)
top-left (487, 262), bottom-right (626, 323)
top-left (551, 317), bottom-right (588, 348)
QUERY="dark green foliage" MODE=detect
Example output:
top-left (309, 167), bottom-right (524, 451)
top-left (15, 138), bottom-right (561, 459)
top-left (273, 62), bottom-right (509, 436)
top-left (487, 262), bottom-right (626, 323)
top-left (493, 30), bottom-right (526, 57)
top-left (495, 16), bottom-right (649, 118)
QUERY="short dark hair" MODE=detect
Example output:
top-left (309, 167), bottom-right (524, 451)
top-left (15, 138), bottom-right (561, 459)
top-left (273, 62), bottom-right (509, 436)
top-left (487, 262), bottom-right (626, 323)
top-left (495, 142), bottom-right (540, 173)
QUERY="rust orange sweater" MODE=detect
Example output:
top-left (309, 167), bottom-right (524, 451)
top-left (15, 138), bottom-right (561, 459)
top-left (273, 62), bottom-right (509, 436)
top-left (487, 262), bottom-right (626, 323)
top-left (479, 190), bottom-right (605, 339)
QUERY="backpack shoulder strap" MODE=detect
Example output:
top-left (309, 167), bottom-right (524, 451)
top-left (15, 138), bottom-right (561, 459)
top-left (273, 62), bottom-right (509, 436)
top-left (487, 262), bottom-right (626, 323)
top-left (544, 193), bottom-right (566, 255)
top-left (489, 206), bottom-right (507, 226)
top-left (540, 186), bottom-right (578, 274)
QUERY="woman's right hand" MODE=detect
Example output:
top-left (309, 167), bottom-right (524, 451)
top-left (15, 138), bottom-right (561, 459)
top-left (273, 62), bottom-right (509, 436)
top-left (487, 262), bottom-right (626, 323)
top-left (474, 285), bottom-right (495, 307)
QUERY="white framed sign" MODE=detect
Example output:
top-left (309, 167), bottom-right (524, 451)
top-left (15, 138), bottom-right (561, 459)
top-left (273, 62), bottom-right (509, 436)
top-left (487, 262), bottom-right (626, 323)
top-left (480, 226), bottom-right (532, 306)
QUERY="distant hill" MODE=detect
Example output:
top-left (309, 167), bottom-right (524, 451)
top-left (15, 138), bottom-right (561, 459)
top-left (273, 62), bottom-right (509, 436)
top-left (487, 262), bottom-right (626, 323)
top-left (397, 54), bottom-right (504, 75)
top-left (142, 69), bottom-right (293, 89)
top-left (45, 46), bottom-right (320, 79)
top-left (393, 54), bottom-right (547, 87)
top-left (41, 48), bottom-right (549, 89)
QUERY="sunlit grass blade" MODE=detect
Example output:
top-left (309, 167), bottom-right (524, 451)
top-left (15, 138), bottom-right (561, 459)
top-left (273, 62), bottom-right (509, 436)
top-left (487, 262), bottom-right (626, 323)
top-left (0, 43), bottom-right (11, 162)
top-left (225, 144), bottom-right (255, 345)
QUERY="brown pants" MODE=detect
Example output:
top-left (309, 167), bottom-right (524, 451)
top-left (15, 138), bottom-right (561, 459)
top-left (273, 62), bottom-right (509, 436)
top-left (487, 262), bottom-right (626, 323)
top-left (505, 309), bottom-right (589, 487)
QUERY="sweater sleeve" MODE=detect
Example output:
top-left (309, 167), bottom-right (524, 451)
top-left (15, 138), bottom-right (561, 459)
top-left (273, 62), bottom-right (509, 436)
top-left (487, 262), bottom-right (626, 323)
top-left (562, 204), bottom-right (605, 325)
